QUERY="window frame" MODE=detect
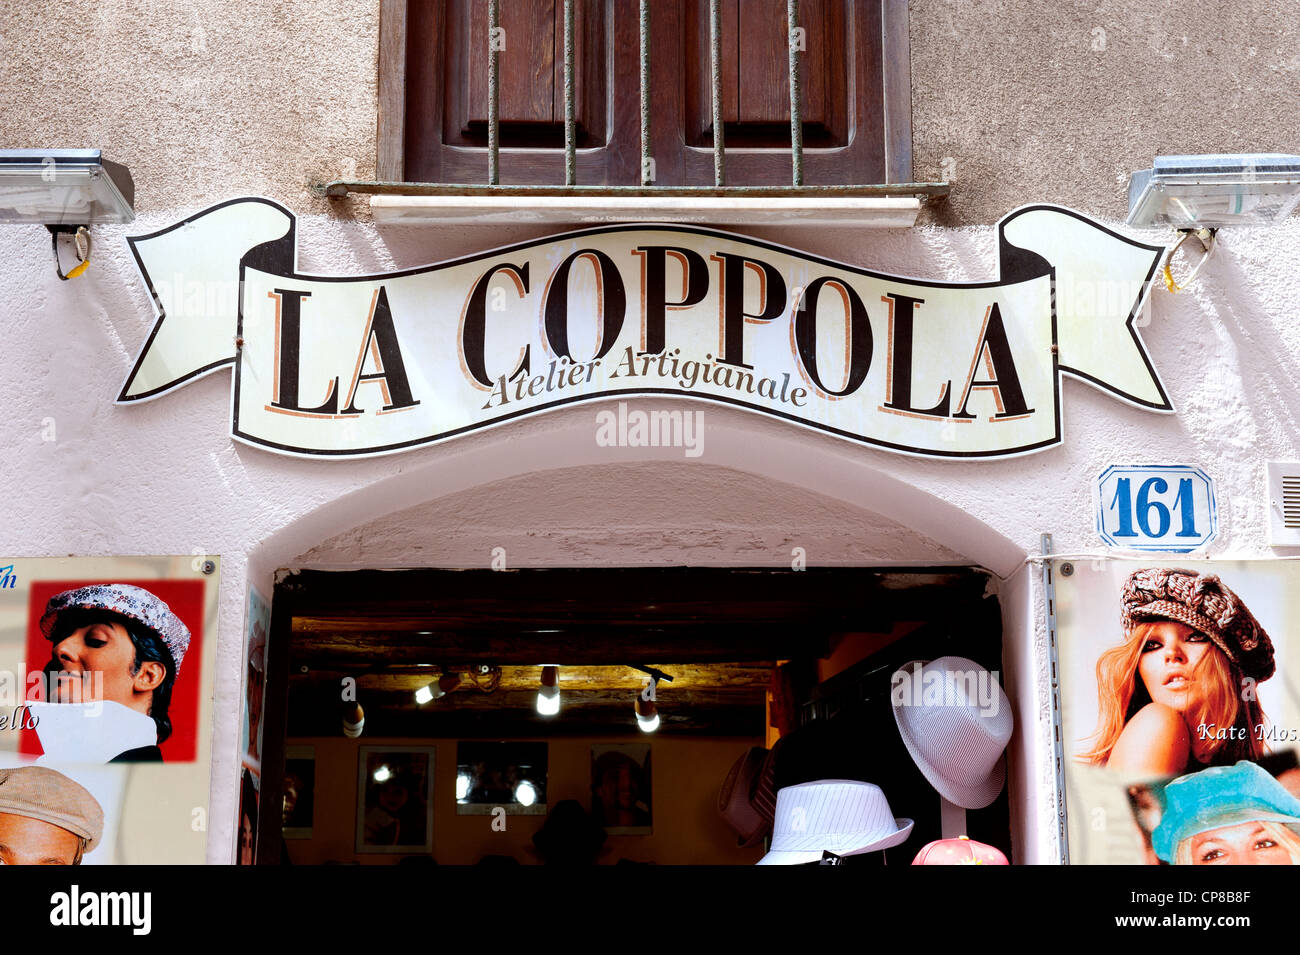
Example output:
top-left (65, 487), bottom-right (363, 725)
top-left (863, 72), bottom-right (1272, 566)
top-left (376, 0), bottom-right (913, 188)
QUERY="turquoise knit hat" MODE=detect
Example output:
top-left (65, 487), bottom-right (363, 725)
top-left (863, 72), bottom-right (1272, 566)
top-left (1152, 761), bottom-right (1300, 863)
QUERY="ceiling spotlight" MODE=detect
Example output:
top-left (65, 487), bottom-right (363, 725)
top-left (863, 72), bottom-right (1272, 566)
top-left (415, 673), bottom-right (461, 705)
top-left (635, 680), bottom-right (660, 733)
top-left (536, 665), bottom-right (560, 716)
top-left (342, 702), bottom-right (365, 738)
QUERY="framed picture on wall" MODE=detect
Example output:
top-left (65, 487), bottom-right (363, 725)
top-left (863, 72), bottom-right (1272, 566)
top-left (355, 746), bottom-right (435, 854)
top-left (455, 741), bottom-right (548, 815)
top-left (283, 744), bottom-right (316, 839)
top-left (591, 743), bottom-right (652, 835)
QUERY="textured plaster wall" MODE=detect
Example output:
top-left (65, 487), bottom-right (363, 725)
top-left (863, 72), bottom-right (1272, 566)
top-left (0, 1), bottom-right (377, 218)
top-left (3, 1), bottom-right (1299, 864)
top-left (911, 0), bottom-right (1300, 224)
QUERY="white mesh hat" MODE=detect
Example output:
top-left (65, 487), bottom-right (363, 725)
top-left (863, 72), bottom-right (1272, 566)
top-left (757, 780), bottom-right (913, 865)
top-left (890, 656), bottom-right (1013, 810)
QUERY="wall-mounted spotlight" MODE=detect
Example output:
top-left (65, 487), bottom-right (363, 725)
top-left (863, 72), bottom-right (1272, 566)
top-left (1125, 154), bottom-right (1300, 293)
top-left (1127, 153), bottom-right (1300, 230)
top-left (536, 665), bottom-right (560, 716)
top-left (0, 149), bottom-right (135, 280)
top-left (415, 673), bottom-right (461, 705)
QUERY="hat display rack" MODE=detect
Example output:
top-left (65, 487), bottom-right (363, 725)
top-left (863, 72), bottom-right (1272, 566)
top-left (720, 610), bottom-right (1017, 864)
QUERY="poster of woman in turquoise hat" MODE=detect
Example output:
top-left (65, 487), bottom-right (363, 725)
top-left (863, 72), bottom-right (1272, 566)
top-left (1131, 759), bottom-right (1300, 865)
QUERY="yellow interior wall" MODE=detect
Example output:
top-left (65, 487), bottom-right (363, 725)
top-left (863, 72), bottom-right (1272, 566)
top-left (282, 734), bottom-right (765, 865)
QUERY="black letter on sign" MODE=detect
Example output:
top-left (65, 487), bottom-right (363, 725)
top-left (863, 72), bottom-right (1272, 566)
top-left (881, 292), bottom-right (949, 417)
top-left (461, 262), bottom-right (531, 388)
top-left (792, 278), bottom-right (872, 398)
top-left (634, 246), bottom-right (709, 355)
top-left (268, 288), bottom-right (339, 415)
top-left (543, 250), bottom-right (626, 362)
top-left (953, 303), bottom-right (1034, 419)
top-left (713, 253), bottom-right (787, 369)
top-left (340, 286), bottom-right (421, 414)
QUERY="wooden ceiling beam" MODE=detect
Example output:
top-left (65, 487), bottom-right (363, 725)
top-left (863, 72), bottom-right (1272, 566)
top-left (287, 629), bottom-right (825, 666)
top-left (290, 663), bottom-right (774, 692)
top-left (291, 686), bottom-right (765, 712)
top-left (285, 702), bottom-right (765, 739)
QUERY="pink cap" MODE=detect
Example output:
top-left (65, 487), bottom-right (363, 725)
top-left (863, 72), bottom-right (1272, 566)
top-left (911, 835), bottom-right (1008, 865)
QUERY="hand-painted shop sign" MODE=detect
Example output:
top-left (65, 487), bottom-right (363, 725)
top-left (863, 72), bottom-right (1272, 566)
top-left (1096, 465), bottom-right (1217, 552)
top-left (119, 198), bottom-right (1170, 459)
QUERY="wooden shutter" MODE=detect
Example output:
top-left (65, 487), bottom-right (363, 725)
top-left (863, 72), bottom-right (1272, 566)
top-left (662, 0), bottom-right (883, 185)
top-left (400, 0), bottom-right (636, 185)
top-left (453, 0), bottom-right (604, 147)
top-left (685, 0), bottom-right (848, 149)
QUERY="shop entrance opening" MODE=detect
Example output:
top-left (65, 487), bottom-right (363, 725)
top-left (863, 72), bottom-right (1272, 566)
top-left (250, 566), bottom-right (1011, 865)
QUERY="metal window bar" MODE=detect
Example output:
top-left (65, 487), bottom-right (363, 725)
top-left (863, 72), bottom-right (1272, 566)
top-left (709, 0), bottom-right (724, 186)
top-left (563, 0), bottom-right (576, 185)
top-left (639, 0), bottom-right (651, 186)
top-left (788, 0), bottom-right (803, 186)
top-left (487, 0), bottom-right (500, 185)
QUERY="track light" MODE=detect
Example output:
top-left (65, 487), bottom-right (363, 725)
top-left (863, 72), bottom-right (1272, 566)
top-left (415, 673), bottom-right (461, 705)
top-left (536, 665), bottom-right (560, 716)
top-left (635, 680), bottom-right (660, 733)
top-left (342, 702), bottom-right (365, 738)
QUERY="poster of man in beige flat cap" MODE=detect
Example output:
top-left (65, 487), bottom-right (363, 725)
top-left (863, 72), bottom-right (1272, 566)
top-left (0, 765), bottom-right (105, 865)
top-left (0, 556), bottom-right (219, 864)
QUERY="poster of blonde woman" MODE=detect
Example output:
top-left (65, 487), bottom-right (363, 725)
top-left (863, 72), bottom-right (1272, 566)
top-left (1055, 560), bottom-right (1300, 864)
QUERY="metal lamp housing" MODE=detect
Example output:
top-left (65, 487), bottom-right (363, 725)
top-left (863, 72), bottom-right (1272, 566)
top-left (1127, 153), bottom-right (1300, 229)
top-left (0, 148), bottom-right (135, 226)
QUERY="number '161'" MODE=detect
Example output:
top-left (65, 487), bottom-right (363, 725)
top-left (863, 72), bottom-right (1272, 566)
top-left (1109, 477), bottom-right (1199, 538)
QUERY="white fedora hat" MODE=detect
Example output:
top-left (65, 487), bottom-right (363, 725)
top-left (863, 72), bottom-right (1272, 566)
top-left (890, 656), bottom-right (1013, 810)
top-left (757, 780), bottom-right (913, 865)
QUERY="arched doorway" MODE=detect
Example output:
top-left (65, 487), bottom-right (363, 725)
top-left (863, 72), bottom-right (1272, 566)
top-left (240, 414), bottom-right (1038, 865)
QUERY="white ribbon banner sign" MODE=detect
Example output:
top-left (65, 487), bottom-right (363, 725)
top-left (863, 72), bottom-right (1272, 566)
top-left (120, 199), bottom-right (1170, 459)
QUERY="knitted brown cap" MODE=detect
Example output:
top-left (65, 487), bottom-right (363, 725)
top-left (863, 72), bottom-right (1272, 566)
top-left (1120, 568), bottom-right (1275, 681)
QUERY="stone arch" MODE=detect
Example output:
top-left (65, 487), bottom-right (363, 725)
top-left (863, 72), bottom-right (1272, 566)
top-left (248, 406), bottom-right (1025, 577)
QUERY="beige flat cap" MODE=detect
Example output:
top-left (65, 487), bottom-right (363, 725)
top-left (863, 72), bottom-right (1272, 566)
top-left (0, 766), bottom-right (104, 852)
